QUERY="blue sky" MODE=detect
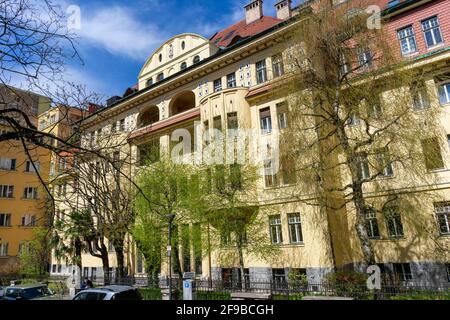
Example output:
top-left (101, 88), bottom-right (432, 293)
top-left (61, 0), bottom-right (282, 99)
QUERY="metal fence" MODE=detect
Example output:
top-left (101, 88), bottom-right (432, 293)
top-left (2, 274), bottom-right (448, 300)
top-left (106, 275), bottom-right (450, 300)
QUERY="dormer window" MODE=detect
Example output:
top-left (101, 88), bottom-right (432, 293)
top-left (193, 56), bottom-right (201, 64)
top-left (146, 78), bottom-right (154, 87)
top-left (180, 62), bottom-right (187, 71)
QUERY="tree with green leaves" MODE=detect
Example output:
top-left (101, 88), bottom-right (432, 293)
top-left (280, 0), bottom-right (444, 268)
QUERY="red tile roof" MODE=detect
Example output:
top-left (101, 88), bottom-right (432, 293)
top-left (210, 16), bottom-right (283, 48)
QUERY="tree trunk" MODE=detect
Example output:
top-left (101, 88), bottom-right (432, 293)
top-left (101, 252), bottom-right (110, 285)
top-left (115, 245), bottom-right (125, 279)
top-left (237, 242), bottom-right (246, 292)
top-left (353, 183), bottom-right (376, 267)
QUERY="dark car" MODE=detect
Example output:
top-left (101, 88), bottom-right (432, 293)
top-left (72, 285), bottom-right (142, 301)
top-left (2, 284), bottom-right (55, 300)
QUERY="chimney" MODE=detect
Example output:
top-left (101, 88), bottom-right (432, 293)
top-left (275, 0), bottom-right (292, 20)
top-left (244, 0), bottom-right (263, 25)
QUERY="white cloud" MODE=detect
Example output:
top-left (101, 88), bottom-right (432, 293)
top-left (77, 6), bottom-right (165, 60)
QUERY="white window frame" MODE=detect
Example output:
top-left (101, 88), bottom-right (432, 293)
top-left (421, 16), bottom-right (444, 48)
top-left (269, 215), bottom-right (283, 245)
top-left (0, 157), bottom-right (16, 171)
top-left (0, 243), bottom-right (8, 256)
top-left (256, 60), bottom-right (268, 84)
top-left (24, 187), bottom-right (38, 199)
top-left (397, 25), bottom-right (418, 55)
top-left (0, 185), bottom-right (14, 198)
top-left (288, 213), bottom-right (303, 244)
top-left (227, 73), bottom-right (237, 88)
top-left (365, 210), bottom-right (380, 239)
top-left (0, 213), bottom-right (11, 227)
top-left (213, 78), bottom-right (222, 92)
top-left (438, 82), bottom-right (450, 105)
top-left (435, 203), bottom-right (450, 236)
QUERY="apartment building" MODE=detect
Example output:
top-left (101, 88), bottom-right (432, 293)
top-left (50, 0), bottom-right (450, 286)
top-left (0, 86), bottom-right (51, 274)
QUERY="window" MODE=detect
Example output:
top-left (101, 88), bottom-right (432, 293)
top-left (365, 210), bottom-right (380, 239)
top-left (385, 208), bottom-right (404, 238)
top-left (376, 148), bottom-right (394, 177)
top-left (256, 60), bottom-right (268, 84)
top-left (393, 263), bottom-right (413, 281)
top-left (0, 213), bottom-right (11, 227)
top-left (288, 213), bottom-right (303, 244)
top-left (421, 138), bottom-right (445, 171)
top-left (272, 268), bottom-right (287, 286)
top-left (280, 155), bottom-right (296, 185)
top-left (388, 0), bottom-right (400, 7)
top-left (339, 52), bottom-right (350, 77)
top-left (227, 73), bottom-right (237, 88)
top-left (260, 107), bottom-right (272, 134)
top-left (0, 158), bottom-right (16, 171)
top-left (193, 56), bottom-right (200, 64)
top-left (369, 97), bottom-right (383, 119)
top-left (347, 110), bottom-right (360, 126)
top-left (91, 267), bottom-right (97, 281)
top-left (21, 214), bottom-right (36, 227)
top-left (180, 62), bottom-right (187, 71)
top-left (421, 16), bottom-right (443, 48)
top-left (23, 187), bottom-right (38, 199)
top-left (0, 243), bottom-right (8, 256)
top-left (146, 78), bottom-right (153, 87)
top-left (448, 134), bottom-right (450, 150)
top-left (277, 102), bottom-right (288, 129)
top-left (119, 119), bottom-right (125, 132)
top-left (356, 153), bottom-right (370, 180)
top-left (213, 78), bottom-right (222, 92)
top-left (0, 185), bottom-right (14, 198)
top-left (227, 112), bottom-right (238, 137)
top-left (157, 73), bottom-right (164, 82)
top-left (264, 159), bottom-right (278, 188)
top-left (397, 26), bottom-right (417, 55)
top-left (213, 116), bottom-right (222, 132)
top-left (272, 54), bottom-right (284, 78)
top-left (25, 161), bottom-right (40, 173)
top-left (181, 41), bottom-right (186, 50)
top-left (269, 215), bottom-right (283, 244)
top-left (434, 203), bottom-right (450, 235)
top-left (108, 240), bottom-right (115, 253)
top-left (411, 83), bottom-right (430, 110)
top-left (438, 82), bottom-right (450, 105)
top-left (357, 47), bottom-right (373, 69)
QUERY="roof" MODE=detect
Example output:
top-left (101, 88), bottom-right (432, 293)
top-left (210, 16), bottom-right (283, 48)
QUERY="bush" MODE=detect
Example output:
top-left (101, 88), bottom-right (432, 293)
top-left (390, 290), bottom-right (450, 300)
top-left (325, 271), bottom-right (369, 299)
top-left (138, 288), bottom-right (162, 300)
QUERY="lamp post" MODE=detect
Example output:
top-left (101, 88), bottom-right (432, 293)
top-left (166, 214), bottom-right (176, 300)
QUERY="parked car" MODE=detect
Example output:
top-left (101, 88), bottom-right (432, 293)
top-left (2, 284), bottom-right (56, 300)
top-left (72, 285), bottom-right (142, 301)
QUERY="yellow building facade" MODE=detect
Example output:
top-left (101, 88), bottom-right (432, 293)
top-left (51, 0), bottom-right (450, 286)
top-left (0, 87), bottom-right (51, 274)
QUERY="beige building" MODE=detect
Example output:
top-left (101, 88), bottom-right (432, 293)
top-left (51, 0), bottom-right (450, 286)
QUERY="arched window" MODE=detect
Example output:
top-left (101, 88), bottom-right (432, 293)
top-left (146, 78), bottom-right (154, 87)
top-left (138, 106), bottom-right (160, 128)
top-left (157, 73), bottom-right (164, 82)
top-left (169, 91), bottom-right (196, 117)
top-left (180, 62), bottom-right (187, 71)
top-left (193, 55), bottom-right (201, 64)
top-left (159, 53), bottom-right (163, 62)
top-left (181, 41), bottom-right (186, 50)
